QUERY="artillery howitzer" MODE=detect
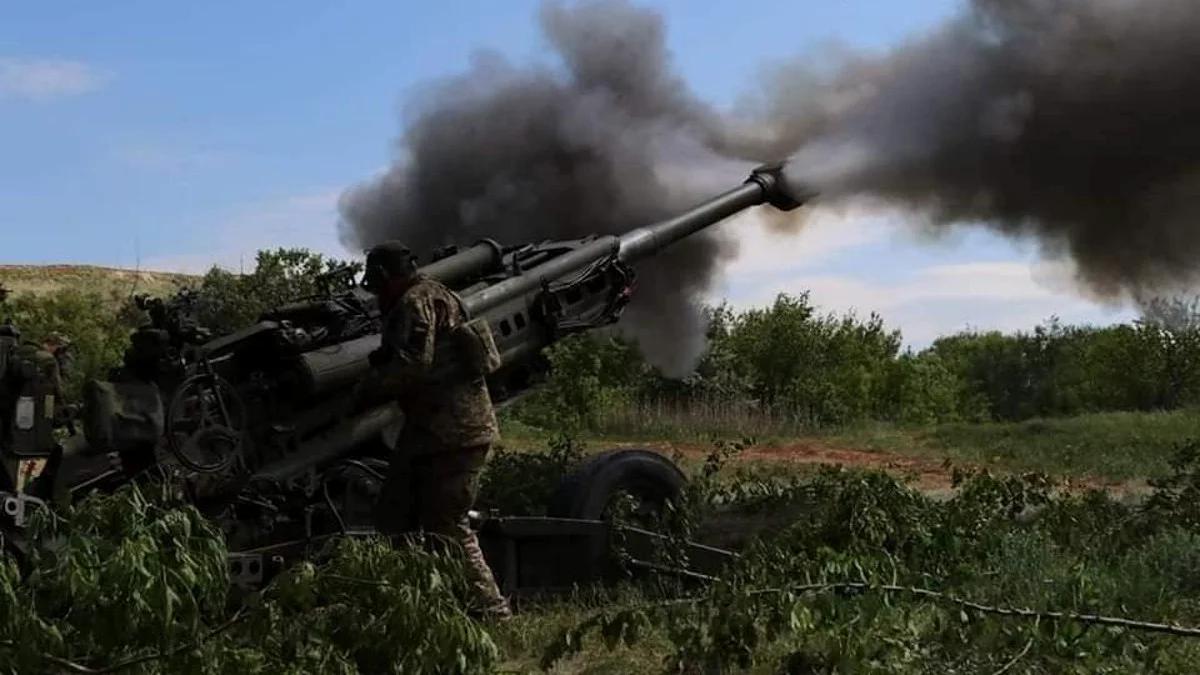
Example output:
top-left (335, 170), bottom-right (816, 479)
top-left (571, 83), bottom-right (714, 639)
top-left (0, 164), bottom-right (806, 595)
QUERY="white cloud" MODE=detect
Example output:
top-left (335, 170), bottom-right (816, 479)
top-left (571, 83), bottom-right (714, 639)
top-left (714, 204), bottom-right (892, 281)
top-left (0, 58), bottom-right (110, 101)
top-left (712, 210), bottom-right (1136, 348)
top-left (143, 189), bottom-right (351, 274)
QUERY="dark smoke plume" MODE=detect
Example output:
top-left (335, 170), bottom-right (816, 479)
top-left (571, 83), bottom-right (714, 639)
top-left (339, 0), bottom-right (747, 375)
top-left (769, 0), bottom-right (1200, 301)
top-left (342, 0), bottom-right (1200, 374)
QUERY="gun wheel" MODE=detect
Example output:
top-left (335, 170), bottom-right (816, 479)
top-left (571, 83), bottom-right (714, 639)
top-left (547, 449), bottom-right (685, 527)
top-left (166, 373), bottom-right (246, 474)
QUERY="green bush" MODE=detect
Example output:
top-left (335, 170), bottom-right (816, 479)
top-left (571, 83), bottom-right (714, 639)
top-left (477, 433), bottom-right (585, 515)
top-left (193, 248), bottom-right (361, 336)
top-left (683, 293), bottom-right (902, 428)
top-left (0, 287), bottom-right (143, 397)
top-left (928, 320), bottom-right (1200, 421)
top-left (0, 483), bottom-right (498, 674)
top-left (513, 334), bottom-right (645, 432)
top-left (517, 293), bottom-right (911, 433)
top-left (547, 444), bottom-right (1200, 673)
top-left (883, 352), bottom-right (977, 425)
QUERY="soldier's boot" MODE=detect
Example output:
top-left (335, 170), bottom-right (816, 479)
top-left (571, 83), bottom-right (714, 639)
top-left (459, 528), bottom-right (511, 620)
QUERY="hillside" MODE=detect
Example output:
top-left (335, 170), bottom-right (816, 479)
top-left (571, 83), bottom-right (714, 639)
top-left (0, 265), bottom-right (197, 300)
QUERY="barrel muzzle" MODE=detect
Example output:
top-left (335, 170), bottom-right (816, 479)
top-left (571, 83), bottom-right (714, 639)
top-left (746, 162), bottom-right (816, 211)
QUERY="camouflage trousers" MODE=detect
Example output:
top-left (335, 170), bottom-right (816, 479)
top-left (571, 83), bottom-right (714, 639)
top-left (378, 428), bottom-right (510, 618)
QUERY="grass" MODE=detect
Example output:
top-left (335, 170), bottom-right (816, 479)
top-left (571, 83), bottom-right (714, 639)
top-left (830, 409), bottom-right (1200, 482)
top-left (587, 397), bottom-right (812, 445)
top-left (503, 406), bottom-right (1200, 487)
top-left (492, 591), bottom-right (672, 674)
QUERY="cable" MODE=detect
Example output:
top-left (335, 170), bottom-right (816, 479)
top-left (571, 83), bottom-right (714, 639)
top-left (338, 459), bottom-right (386, 481)
top-left (321, 479), bottom-right (348, 535)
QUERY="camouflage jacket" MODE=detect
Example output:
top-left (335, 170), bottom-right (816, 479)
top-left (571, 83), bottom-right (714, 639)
top-left (375, 275), bottom-right (498, 449)
top-left (14, 343), bottom-right (63, 403)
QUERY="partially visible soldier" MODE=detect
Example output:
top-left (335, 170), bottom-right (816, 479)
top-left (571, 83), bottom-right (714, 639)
top-left (357, 240), bottom-right (511, 620)
top-left (40, 332), bottom-right (73, 387)
top-left (15, 332), bottom-right (71, 428)
top-left (0, 328), bottom-right (70, 494)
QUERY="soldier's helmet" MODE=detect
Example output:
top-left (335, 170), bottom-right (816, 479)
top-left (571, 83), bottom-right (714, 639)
top-left (363, 240), bottom-right (418, 293)
top-left (43, 332), bottom-right (71, 351)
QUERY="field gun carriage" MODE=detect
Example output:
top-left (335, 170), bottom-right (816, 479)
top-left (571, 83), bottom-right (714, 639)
top-left (0, 164), bottom-right (807, 596)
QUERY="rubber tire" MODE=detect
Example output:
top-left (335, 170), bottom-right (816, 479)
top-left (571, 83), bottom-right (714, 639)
top-left (547, 449), bottom-right (685, 521)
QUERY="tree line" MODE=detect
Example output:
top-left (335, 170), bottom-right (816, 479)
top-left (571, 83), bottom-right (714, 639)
top-left (4, 248), bottom-right (1200, 430)
top-left (517, 294), bottom-right (1200, 431)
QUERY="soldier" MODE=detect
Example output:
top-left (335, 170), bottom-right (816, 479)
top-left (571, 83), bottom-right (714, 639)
top-left (40, 332), bottom-right (73, 385)
top-left (15, 331), bottom-right (71, 427)
top-left (0, 328), bottom-right (69, 494)
top-left (357, 240), bottom-right (511, 620)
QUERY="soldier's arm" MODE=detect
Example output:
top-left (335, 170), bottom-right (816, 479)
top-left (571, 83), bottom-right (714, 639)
top-left (376, 294), bottom-right (438, 387)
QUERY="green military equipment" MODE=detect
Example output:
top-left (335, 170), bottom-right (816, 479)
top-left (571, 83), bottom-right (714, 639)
top-left (2, 164), bottom-right (809, 593)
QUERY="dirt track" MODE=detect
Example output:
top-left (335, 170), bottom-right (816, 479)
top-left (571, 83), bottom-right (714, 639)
top-left (604, 439), bottom-right (1150, 498)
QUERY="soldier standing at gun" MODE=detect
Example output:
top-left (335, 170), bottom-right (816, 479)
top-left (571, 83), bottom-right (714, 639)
top-left (0, 285), bottom-right (71, 493)
top-left (357, 241), bottom-right (511, 620)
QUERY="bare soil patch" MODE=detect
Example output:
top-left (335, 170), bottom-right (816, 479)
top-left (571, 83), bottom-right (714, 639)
top-left (600, 438), bottom-right (1150, 498)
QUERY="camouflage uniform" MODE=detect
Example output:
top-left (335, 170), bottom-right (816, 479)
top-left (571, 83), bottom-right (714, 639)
top-left (19, 335), bottom-right (69, 425)
top-left (371, 273), bottom-right (509, 617)
top-left (1, 337), bottom-right (65, 493)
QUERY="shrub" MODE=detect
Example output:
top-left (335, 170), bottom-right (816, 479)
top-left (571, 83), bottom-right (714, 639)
top-left (546, 445), bottom-right (1200, 674)
top-left (477, 433), bottom-right (585, 515)
top-left (884, 352), bottom-right (976, 425)
top-left (0, 483), bottom-right (498, 674)
top-left (0, 287), bottom-right (142, 397)
top-left (513, 334), bottom-right (644, 432)
top-left (193, 248), bottom-right (361, 336)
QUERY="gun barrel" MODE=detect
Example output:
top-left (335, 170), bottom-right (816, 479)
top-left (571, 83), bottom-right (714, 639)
top-left (419, 240), bottom-right (503, 286)
top-left (462, 235), bottom-right (620, 317)
top-left (460, 164), bottom-right (804, 318)
top-left (617, 182), bottom-right (763, 263)
top-left (619, 164), bottom-right (802, 263)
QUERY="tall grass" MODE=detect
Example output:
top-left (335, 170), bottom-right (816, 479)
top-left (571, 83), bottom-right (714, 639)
top-left (589, 396), bottom-right (815, 442)
top-left (532, 395), bottom-right (1200, 484)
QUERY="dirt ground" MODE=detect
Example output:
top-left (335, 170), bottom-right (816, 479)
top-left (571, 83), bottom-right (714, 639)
top-left (603, 438), bottom-right (1151, 499)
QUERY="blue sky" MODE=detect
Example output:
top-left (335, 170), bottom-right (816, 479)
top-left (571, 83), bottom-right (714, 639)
top-left (0, 0), bottom-right (1132, 346)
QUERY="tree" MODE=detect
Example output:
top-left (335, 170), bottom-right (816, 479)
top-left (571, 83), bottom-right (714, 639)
top-left (2, 288), bottom-right (143, 397)
top-left (194, 248), bottom-right (361, 336)
top-left (722, 293), bottom-right (902, 428)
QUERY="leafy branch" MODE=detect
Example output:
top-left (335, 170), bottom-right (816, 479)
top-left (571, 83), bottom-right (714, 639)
top-left (1, 609), bottom-right (246, 674)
